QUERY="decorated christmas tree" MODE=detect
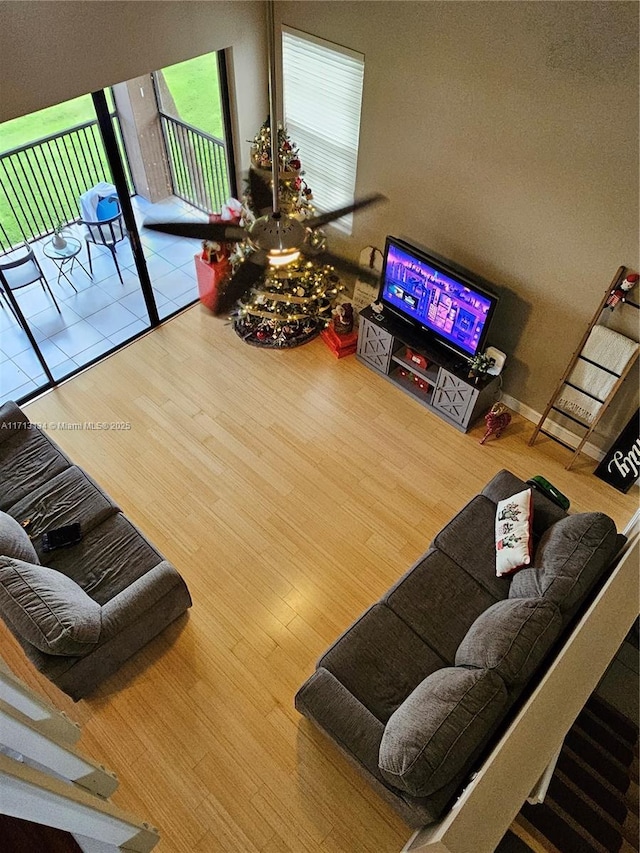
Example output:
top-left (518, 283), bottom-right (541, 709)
top-left (232, 119), bottom-right (342, 348)
top-left (234, 260), bottom-right (341, 347)
top-left (247, 117), bottom-right (314, 217)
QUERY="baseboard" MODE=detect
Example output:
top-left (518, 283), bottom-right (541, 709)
top-left (501, 393), bottom-right (605, 463)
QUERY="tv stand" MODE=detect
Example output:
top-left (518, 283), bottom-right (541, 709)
top-left (356, 305), bottom-right (501, 432)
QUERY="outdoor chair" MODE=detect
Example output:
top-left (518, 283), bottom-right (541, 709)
top-left (0, 241), bottom-right (60, 326)
top-left (79, 194), bottom-right (128, 285)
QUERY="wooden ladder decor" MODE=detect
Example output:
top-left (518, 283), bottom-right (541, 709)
top-left (529, 266), bottom-right (640, 469)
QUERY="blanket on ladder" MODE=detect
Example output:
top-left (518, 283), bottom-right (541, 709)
top-left (557, 326), bottom-right (638, 424)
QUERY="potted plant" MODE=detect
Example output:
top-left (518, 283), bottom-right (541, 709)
top-left (467, 351), bottom-right (496, 383)
top-left (52, 221), bottom-right (67, 250)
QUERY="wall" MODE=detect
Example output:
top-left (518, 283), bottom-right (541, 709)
top-left (275, 1), bottom-right (639, 448)
top-left (0, 0), bottom-right (268, 176)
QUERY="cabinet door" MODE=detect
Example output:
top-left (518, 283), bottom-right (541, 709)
top-left (357, 318), bottom-right (394, 373)
top-left (432, 370), bottom-right (478, 426)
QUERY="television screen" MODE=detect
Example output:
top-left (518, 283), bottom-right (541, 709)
top-left (379, 237), bottom-right (498, 358)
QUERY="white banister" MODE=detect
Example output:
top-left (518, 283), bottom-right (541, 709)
top-left (0, 657), bottom-right (80, 744)
top-left (0, 753), bottom-right (159, 852)
top-left (0, 699), bottom-right (118, 797)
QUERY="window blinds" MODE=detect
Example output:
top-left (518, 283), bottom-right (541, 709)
top-left (282, 27), bottom-right (364, 233)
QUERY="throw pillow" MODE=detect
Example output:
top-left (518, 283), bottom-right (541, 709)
top-left (0, 556), bottom-right (101, 656)
top-left (0, 511), bottom-right (39, 564)
top-left (495, 488), bottom-right (533, 577)
top-left (378, 667), bottom-right (508, 797)
top-left (455, 598), bottom-right (562, 687)
top-left (509, 512), bottom-right (619, 614)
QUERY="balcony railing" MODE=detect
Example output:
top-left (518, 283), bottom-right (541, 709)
top-left (159, 113), bottom-right (229, 214)
top-left (0, 116), bottom-right (132, 251)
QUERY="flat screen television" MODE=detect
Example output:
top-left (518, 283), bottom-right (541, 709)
top-left (378, 236), bottom-right (499, 360)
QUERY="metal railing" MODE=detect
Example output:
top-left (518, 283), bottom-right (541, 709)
top-left (159, 113), bottom-right (230, 214)
top-left (0, 116), bottom-right (132, 251)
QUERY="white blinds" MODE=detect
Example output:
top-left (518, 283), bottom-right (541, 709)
top-left (282, 27), bottom-right (364, 233)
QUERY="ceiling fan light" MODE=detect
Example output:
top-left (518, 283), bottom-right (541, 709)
top-left (268, 248), bottom-right (301, 267)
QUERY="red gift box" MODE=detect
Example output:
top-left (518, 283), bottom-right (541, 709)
top-left (406, 348), bottom-right (428, 370)
top-left (321, 323), bottom-right (358, 358)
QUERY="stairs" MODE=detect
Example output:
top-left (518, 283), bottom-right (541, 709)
top-left (499, 693), bottom-right (639, 853)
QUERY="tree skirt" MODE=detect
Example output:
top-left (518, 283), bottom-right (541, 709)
top-left (233, 316), bottom-right (323, 349)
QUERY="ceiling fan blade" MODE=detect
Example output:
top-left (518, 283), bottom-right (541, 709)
top-left (214, 253), bottom-right (267, 317)
top-left (305, 193), bottom-right (387, 231)
top-left (143, 220), bottom-right (247, 243)
top-left (303, 248), bottom-right (382, 286)
top-left (248, 167), bottom-right (274, 215)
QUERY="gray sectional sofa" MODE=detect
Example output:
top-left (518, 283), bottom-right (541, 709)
top-left (0, 401), bottom-right (192, 700)
top-left (295, 469), bottom-right (623, 826)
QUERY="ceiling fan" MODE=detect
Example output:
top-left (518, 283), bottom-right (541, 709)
top-left (144, 2), bottom-right (386, 317)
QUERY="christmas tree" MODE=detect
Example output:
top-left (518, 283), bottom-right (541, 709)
top-left (247, 117), bottom-right (314, 217)
top-left (232, 119), bottom-right (342, 348)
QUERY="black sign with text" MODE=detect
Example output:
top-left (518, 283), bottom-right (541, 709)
top-left (594, 409), bottom-right (640, 493)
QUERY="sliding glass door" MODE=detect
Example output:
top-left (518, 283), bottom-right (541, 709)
top-left (0, 50), bottom-right (235, 404)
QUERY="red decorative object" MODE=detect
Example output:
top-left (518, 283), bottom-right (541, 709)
top-left (194, 254), bottom-right (231, 313)
top-left (321, 323), bottom-right (358, 358)
top-left (480, 403), bottom-right (512, 445)
top-left (412, 375), bottom-right (429, 392)
top-left (406, 348), bottom-right (428, 370)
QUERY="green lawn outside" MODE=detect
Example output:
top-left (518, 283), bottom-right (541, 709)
top-left (159, 52), bottom-right (224, 140)
top-left (0, 52), bottom-right (224, 246)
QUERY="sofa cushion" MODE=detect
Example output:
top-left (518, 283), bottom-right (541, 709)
top-left (0, 510), bottom-right (39, 563)
top-left (42, 513), bottom-right (163, 604)
top-left (378, 667), bottom-right (507, 797)
top-left (509, 513), bottom-right (618, 614)
top-left (0, 424), bottom-right (71, 511)
top-left (319, 603), bottom-right (448, 723)
top-left (7, 466), bottom-right (120, 563)
top-left (383, 548), bottom-right (499, 664)
top-left (433, 495), bottom-right (512, 599)
top-left (0, 556), bottom-right (101, 656)
top-left (495, 488), bottom-right (533, 577)
top-left (455, 598), bottom-right (562, 686)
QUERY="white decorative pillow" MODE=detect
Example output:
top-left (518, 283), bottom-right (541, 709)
top-left (495, 488), bottom-right (533, 577)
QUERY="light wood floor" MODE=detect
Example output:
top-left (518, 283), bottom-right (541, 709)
top-left (3, 305), bottom-right (638, 853)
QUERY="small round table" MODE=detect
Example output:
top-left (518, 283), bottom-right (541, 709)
top-left (43, 237), bottom-right (92, 291)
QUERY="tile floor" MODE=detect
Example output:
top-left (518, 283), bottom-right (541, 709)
top-left (0, 195), bottom-right (206, 402)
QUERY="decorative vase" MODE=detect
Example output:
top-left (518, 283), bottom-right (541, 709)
top-left (52, 232), bottom-right (67, 250)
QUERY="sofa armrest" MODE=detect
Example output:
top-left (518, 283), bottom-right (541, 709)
top-left (0, 401), bottom-right (30, 445)
top-left (99, 560), bottom-right (191, 641)
top-left (295, 667), bottom-right (385, 780)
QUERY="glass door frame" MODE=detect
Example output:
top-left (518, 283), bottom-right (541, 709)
top-left (4, 48), bottom-right (236, 406)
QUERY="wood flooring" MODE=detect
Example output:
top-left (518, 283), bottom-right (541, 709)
top-left (2, 304), bottom-right (637, 853)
